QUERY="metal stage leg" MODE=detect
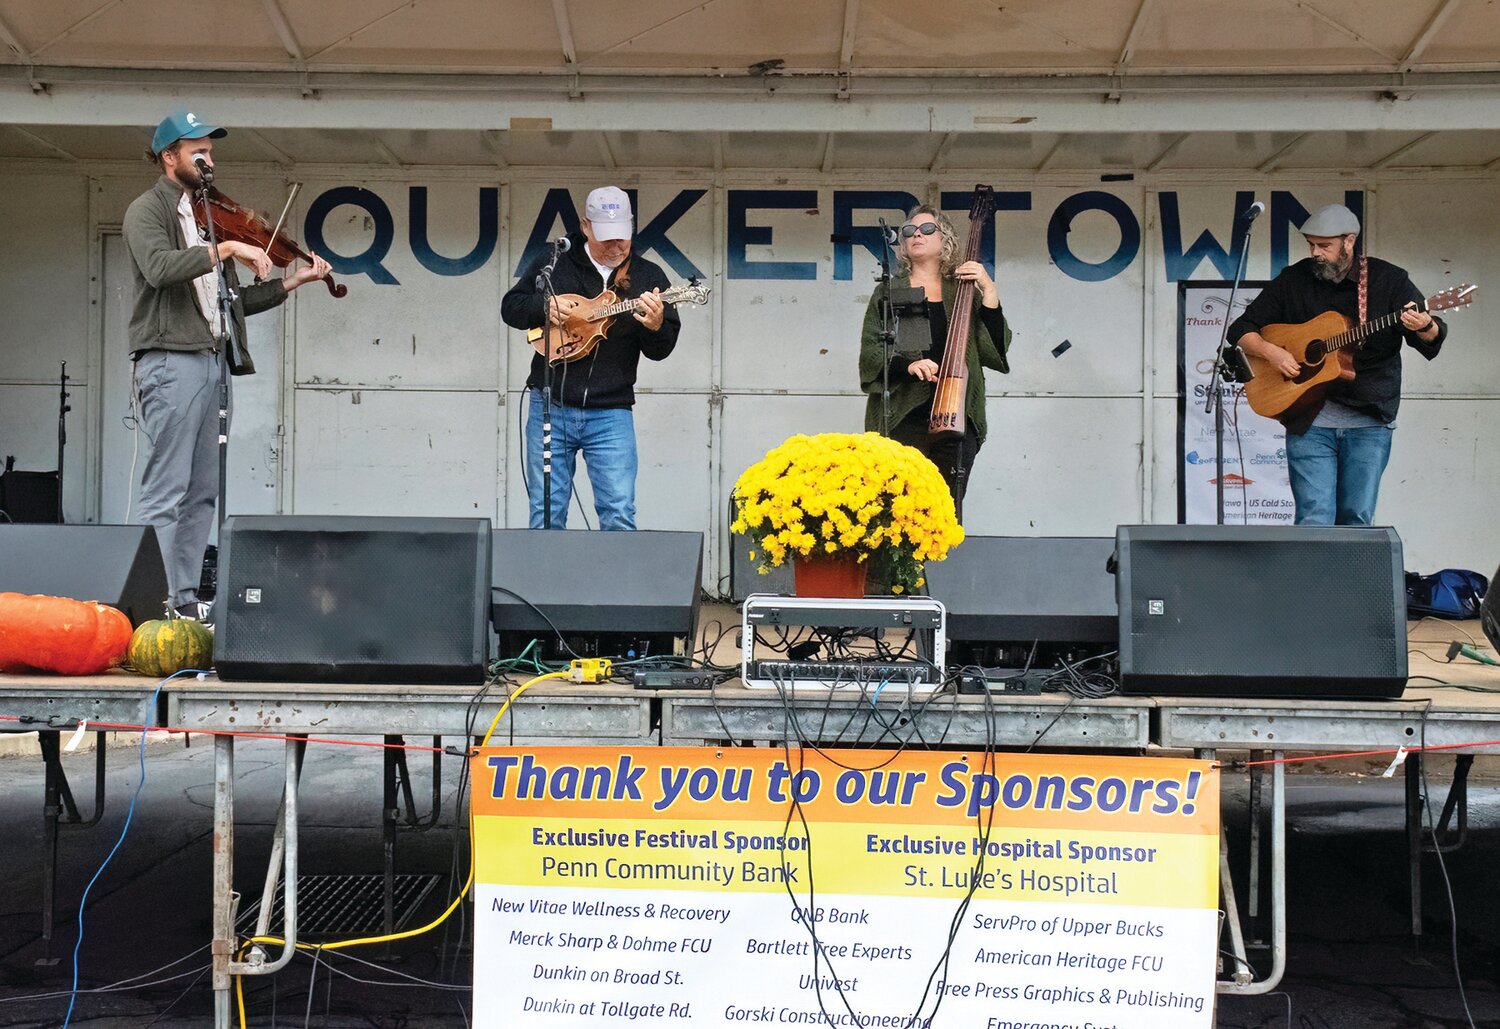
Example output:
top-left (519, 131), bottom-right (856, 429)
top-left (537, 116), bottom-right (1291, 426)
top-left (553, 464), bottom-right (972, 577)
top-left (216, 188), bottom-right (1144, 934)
top-left (384, 736), bottom-right (400, 938)
top-left (1247, 750), bottom-right (1263, 937)
top-left (231, 739), bottom-right (306, 978)
top-left (212, 734), bottom-right (236, 1029)
top-left (1214, 750), bottom-right (1286, 995)
top-left (38, 729), bottom-right (107, 960)
top-left (1405, 751), bottom-right (1475, 942)
top-left (383, 735), bottom-right (444, 939)
top-left (1431, 753), bottom-right (1473, 850)
top-left (1406, 752), bottom-right (1423, 939)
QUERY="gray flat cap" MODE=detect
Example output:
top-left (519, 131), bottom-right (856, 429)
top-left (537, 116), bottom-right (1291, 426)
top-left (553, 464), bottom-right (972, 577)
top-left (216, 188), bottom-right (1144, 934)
top-left (1299, 203), bottom-right (1361, 237)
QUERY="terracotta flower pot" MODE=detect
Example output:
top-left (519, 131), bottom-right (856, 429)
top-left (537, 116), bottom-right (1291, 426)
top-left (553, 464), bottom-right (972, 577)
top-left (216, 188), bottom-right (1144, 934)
top-left (792, 553), bottom-right (867, 598)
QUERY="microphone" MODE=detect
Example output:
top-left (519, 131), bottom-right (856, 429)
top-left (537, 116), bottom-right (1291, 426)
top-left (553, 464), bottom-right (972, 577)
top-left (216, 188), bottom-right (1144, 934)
top-left (1242, 200), bottom-right (1265, 223)
top-left (537, 236), bottom-right (570, 287)
top-left (877, 218), bottom-right (899, 247)
top-left (193, 155), bottom-right (214, 184)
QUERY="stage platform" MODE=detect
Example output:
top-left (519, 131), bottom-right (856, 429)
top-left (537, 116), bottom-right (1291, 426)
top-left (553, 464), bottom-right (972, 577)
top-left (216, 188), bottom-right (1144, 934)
top-left (2, 615), bottom-right (1497, 1024)
top-left (1, 617), bottom-right (1496, 749)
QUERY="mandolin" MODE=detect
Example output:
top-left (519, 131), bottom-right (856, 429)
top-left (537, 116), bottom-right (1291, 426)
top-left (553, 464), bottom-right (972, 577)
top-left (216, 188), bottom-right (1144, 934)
top-left (929, 185), bottom-right (995, 439)
top-left (1243, 283), bottom-right (1478, 424)
top-left (527, 282), bottom-right (711, 364)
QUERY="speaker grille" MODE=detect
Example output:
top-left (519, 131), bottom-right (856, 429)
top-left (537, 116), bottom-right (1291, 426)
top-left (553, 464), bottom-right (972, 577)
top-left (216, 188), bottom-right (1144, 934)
top-left (216, 517), bottom-right (490, 684)
top-left (1118, 525), bottom-right (1406, 698)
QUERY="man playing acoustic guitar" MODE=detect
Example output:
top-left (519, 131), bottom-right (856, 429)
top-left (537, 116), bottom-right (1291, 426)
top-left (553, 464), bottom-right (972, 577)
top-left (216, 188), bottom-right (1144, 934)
top-left (501, 186), bottom-right (681, 530)
top-left (1228, 204), bottom-right (1446, 526)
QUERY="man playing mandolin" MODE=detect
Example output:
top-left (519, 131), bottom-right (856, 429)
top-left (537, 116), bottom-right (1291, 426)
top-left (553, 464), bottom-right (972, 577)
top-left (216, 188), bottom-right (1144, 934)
top-left (1228, 204), bottom-right (1446, 526)
top-left (123, 111), bottom-right (332, 621)
top-left (501, 186), bottom-right (681, 530)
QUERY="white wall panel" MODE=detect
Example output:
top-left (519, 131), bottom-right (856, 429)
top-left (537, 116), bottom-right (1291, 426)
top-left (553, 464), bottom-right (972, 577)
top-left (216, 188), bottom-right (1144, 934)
top-left (1000, 185), bottom-right (1145, 398)
top-left (1371, 181), bottom-right (1500, 396)
top-left (962, 398), bottom-right (1145, 537)
top-left (0, 175), bottom-right (90, 381)
top-left (719, 190), bottom-right (865, 394)
top-left (290, 387), bottom-right (500, 518)
top-left (1378, 399), bottom-right (1499, 572)
top-left (4, 163), bottom-right (1497, 589)
top-left (295, 179), bottom-right (503, 390)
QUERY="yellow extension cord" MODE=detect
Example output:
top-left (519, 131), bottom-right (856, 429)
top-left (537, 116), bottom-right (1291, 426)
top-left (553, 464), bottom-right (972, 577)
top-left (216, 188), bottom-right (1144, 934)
top-left (236, 669), bottom-right (570, 1027)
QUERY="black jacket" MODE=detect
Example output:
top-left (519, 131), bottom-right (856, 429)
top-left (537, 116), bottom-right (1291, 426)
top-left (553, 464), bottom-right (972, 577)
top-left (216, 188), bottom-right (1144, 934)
top-left (500, 233), bottom-right (681, 409)
top-left (1229, 255), bottom-right (1446, 425)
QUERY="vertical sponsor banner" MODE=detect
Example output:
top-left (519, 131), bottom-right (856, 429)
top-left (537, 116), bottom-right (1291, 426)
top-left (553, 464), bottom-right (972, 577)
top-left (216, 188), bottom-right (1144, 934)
top-left (1178, 282), bottom-right (1295, 524)
top-left (471, 747), bottom-right (1220, 1028)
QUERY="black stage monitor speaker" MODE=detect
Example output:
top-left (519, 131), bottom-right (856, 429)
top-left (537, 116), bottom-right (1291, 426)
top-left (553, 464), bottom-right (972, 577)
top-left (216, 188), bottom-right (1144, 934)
top-left (727, 498), bottom-right (792, 601)
top-left (491, 529), bottom-right (702, 661)
top-left (1483, 562), bottom-right (1500, 657)
top-left (1114, 524), bottom-right (1406, 699)
top-left (925, 536), bottom-right (1118, 648)
top-left (0, 524), bottom-right (167, 625)
top-left (215, 516), bottom-right (491, 684)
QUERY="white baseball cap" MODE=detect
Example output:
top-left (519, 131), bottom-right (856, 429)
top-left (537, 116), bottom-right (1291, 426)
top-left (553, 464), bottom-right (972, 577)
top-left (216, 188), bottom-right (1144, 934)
top-left (585, 186), bottom-right (633, 241)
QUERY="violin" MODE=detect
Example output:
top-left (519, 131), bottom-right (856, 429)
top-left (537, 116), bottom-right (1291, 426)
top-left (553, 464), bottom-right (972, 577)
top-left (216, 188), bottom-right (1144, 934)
top-left (191, 185), bottom-right (348, 299)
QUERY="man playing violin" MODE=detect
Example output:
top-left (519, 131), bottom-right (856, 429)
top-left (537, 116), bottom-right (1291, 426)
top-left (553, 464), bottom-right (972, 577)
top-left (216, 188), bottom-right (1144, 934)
top-left (500, 186), bottom-right (680, 530)
top-left (123, 111), bottom-right (331, 621)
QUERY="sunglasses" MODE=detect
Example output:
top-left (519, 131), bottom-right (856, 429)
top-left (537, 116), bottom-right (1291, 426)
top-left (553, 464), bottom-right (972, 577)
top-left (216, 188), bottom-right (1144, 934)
top-left (900, 222), bottom-right (940, 238)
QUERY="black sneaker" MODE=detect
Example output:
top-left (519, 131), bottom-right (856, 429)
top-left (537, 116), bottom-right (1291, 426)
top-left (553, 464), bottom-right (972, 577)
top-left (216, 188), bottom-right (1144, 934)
top-left (173, 601), bottom-right (214, 628)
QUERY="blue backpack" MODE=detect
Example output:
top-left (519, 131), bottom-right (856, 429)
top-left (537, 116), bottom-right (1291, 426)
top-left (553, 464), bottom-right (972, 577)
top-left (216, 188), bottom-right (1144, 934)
top-left (1405, 568), bottom-right (1490, 620)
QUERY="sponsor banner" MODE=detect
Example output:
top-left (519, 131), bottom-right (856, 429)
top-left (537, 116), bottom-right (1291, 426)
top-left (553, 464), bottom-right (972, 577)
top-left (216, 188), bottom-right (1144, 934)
top-left (472, 747), bottom-right (1220, 1028)
top-left (1178, 282), bottom-right (1295, 524)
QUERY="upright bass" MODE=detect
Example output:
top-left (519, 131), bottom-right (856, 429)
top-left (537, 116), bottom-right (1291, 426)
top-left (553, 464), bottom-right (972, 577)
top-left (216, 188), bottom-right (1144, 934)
top-left (928, 185), bottom-right (996, 438)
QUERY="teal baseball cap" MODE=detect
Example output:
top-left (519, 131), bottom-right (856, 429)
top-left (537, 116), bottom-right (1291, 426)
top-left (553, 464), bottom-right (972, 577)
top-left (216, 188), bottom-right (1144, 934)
top-left (151, 110), bottom-right (226, 155)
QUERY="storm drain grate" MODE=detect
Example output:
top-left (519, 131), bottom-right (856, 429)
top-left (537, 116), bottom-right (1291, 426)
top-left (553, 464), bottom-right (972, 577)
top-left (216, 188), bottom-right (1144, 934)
top-left (241, 873), bottom-right (444, 939)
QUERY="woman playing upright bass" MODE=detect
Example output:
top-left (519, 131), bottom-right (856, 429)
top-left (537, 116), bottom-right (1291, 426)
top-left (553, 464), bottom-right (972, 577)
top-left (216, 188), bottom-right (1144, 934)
top-left (857, 197), bottom-right (1012, 515)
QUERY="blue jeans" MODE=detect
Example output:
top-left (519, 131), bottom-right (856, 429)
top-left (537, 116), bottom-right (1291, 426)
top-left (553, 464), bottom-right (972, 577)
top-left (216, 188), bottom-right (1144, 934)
top-left (1285, 425), bottom-right (1394, 526)
top-left (524, 389), bottom-right (637, 530)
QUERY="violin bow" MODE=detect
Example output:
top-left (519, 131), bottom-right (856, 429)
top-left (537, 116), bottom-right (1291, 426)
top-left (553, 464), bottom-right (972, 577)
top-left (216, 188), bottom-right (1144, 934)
top-left (266, 182), bottom-right (302, 256)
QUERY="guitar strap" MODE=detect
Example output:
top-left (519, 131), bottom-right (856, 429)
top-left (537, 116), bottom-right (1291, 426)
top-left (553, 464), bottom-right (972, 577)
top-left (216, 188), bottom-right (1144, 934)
top-left (610, 255), bottom-right (633, 295)
top-left (1357, 255), bottom-right (1368, 331)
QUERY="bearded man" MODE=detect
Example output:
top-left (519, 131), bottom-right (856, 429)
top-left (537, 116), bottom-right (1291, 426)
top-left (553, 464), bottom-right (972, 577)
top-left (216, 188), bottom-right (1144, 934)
top-left (1228, 204), bottom-right (1446, 525)
top-left (123, 111), bottom-right (330, 620)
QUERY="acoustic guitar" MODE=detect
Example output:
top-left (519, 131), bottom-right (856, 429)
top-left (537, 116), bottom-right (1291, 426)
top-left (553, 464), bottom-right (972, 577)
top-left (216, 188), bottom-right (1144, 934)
top-left (527, 282), bottom-right (711, 364)
top-left (1243, 283), bottom-right (1478, 423)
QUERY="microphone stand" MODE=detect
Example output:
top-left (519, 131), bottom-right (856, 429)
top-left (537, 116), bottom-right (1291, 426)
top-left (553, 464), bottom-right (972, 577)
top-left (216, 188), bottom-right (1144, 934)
top-left (535, 239), bottom-right (567, 529)
top-left (56, 362), bottom-right (70, 523)
top-left (1206, 205), bottom-right (1260, 526)
top-left (193, 164), bottom-right (245, 548)
top-left (875, 220), bottom-right (899, 437)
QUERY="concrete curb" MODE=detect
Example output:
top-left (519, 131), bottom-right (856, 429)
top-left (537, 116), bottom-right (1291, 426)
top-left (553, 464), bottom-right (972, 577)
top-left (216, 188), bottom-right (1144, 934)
top-left (0, 730), bottom-right (180, 759)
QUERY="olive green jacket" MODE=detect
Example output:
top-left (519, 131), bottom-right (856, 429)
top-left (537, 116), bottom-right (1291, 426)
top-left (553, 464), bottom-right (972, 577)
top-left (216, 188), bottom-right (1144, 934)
top-left (122, 175), bottom-right (287, 359)
top-left (858, 274), bottom-right (1011, 442)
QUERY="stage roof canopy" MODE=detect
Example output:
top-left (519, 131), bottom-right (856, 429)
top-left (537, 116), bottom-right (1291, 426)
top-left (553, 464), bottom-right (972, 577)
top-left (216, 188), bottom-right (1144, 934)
top-left (1, 0), bottom-right (1497, 172)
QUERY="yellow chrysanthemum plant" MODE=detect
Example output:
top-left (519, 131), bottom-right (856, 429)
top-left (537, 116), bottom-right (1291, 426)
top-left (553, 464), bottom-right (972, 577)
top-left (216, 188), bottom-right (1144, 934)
top-left (730, 432), bottom-right (965, 595)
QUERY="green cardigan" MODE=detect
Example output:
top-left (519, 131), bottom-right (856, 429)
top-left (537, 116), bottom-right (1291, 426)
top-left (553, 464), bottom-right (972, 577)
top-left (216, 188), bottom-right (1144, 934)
top-left (858, 274), bottom-right (1011, 442)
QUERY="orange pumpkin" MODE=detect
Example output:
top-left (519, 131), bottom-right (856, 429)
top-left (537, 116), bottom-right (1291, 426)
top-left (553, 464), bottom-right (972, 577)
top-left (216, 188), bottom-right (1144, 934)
top-left (0, 593), bottom-right (134, 676)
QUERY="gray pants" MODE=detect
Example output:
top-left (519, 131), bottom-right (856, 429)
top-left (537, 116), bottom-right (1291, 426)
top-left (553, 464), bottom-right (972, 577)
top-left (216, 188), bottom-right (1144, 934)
top-left (133, 349), bottom-right (227, 611)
